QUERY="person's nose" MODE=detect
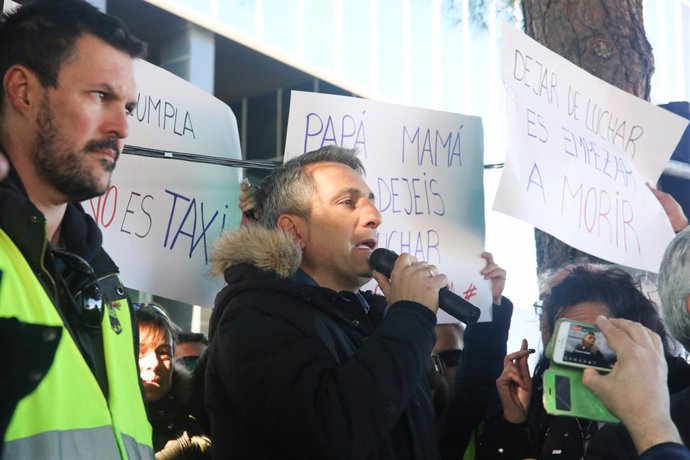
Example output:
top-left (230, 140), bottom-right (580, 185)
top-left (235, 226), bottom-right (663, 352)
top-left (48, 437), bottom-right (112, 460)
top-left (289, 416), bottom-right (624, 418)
top-left (363, 201), bottom-right (382, 229)
top-left (139, 349), bottom-right (158, 370)
top-left (106, 104), bottom-right (130, 140)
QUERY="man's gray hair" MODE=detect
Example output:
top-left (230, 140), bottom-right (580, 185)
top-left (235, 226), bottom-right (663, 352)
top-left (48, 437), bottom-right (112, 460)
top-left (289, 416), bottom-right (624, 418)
top-left (256, 145), bottom-right (365, 228)
top-left (658, 227), bottom-right (690, 350)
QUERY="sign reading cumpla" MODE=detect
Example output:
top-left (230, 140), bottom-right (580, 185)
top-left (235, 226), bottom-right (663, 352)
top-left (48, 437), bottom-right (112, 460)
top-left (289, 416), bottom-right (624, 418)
top-left (84, 60), bottom-right (242, 307)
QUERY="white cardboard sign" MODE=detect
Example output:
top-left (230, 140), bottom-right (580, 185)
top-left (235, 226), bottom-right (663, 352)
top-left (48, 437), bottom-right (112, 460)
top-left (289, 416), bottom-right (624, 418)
top-left (494, 24), bottom-right (689, 273)
top-left (285, 91), bottom-right (492, 322)
top-left (84, 60), bottom-right (242, 307)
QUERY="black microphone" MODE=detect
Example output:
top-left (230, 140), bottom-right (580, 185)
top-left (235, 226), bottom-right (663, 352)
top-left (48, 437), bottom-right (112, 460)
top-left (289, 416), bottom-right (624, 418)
top-left (369, 248), bottom-right (481, 324)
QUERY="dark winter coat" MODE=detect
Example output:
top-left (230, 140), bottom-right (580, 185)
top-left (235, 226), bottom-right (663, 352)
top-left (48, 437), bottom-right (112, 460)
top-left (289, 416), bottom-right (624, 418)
top-left (205, 225), bottom-right (440, 460)
top-left (476, 354), bottom-right (690, 460)
top-left (671, 384), bottom-right (690, 446)
top-left (148, 365), bottom-right (211, 459)
top-left (584, 358), bottom-right (690, 460)
top-left (439, 299), bottom-right (514, 459)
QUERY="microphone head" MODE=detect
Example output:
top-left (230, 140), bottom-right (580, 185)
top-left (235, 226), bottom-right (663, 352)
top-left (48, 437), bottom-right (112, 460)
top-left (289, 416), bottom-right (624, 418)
top-left (370, 248), bottom-right (480, 324)
top-left (369, 248), bottom-right (398, 277)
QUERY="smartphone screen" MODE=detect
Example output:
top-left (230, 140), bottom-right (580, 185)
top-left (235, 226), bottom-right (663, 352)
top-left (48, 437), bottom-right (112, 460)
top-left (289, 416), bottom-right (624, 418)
top-left (554, 375), bottom-right (571, 411)
top-left (554, 321), bottom-right (616, 371)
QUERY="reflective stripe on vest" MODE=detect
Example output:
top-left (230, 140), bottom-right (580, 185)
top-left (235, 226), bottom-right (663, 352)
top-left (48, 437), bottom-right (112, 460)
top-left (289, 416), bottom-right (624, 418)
top-left (0, 229), bottom-right (153, 459)
top-left (2, 428), bottom-right (154, 459)
top-left (2, 427), bottom-right (120, 459)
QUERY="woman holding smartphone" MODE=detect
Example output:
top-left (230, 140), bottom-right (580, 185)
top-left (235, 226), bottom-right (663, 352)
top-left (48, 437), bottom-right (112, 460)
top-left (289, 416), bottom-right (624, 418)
top-left (475, 267), bottom-right (690, 460)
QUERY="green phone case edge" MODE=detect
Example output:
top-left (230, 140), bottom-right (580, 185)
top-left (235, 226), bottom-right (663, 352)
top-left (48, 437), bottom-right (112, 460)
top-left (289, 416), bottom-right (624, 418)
top-left (543, 321), bottom-right (619, 424)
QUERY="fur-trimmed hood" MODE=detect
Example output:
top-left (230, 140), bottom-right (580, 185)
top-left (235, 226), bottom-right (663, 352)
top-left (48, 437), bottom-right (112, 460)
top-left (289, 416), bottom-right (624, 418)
top-left (210, 224), bottom-right (302, 279)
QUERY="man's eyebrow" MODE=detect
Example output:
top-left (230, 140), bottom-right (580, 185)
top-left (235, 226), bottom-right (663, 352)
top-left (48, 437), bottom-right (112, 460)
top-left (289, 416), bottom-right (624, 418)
top-left (336, 187), bottom-right (376, 201)
top-left (95, 82), bottom-right (116, 95)
top-left (97, 82), bottom-right (136, 105)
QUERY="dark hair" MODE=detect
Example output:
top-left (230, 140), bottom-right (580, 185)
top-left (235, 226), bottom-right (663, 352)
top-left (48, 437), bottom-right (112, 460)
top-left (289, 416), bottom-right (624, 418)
top-left (134, 302), bottom-right (180, 353)
top-left (529, 266), bottom-right (671, 410)
top-left (256, 145), bottom-right (365, 228)
top-left (0, 0), bottom-right (146, 106)
top-left (178, 331), bottom-right (209, 346)
top-left (542, 266), bottom-right (669, 354)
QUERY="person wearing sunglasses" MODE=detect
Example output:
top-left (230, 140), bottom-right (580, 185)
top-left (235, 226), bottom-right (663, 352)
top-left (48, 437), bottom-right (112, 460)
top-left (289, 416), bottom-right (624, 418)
top-left (0, 1), bottom-right (152, 458)
top-left (134, 304), bottom-right (211, 460)
top-left (174, 332), bottom-right (208, 372)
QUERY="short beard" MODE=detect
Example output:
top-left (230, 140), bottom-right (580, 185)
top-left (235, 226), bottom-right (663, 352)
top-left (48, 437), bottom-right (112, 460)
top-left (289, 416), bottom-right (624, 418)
top-left (33, 95), bottom-right (118, 202)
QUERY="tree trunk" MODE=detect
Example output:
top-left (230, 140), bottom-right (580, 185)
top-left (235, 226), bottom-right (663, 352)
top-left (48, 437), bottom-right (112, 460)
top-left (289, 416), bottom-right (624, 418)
top-left (521, 0), bottom-right (654, 275)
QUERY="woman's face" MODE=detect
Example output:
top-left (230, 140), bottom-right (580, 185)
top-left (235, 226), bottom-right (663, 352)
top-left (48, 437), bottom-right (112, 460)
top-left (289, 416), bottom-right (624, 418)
top-left (139, 327), bottom-right (174, 402)
top-left (541, 300), bottom-right (611, 347)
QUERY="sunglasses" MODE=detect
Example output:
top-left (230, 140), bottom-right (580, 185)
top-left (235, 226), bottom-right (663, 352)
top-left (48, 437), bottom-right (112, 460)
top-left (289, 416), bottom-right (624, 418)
top-left (52, 248), bottom-right (103, 331)
top-left (131, 302), bottom-right (171, 319)
top-left (175, 355), bottom-right (200, 370)
top-left (437, 349), bottom-right (462, 368)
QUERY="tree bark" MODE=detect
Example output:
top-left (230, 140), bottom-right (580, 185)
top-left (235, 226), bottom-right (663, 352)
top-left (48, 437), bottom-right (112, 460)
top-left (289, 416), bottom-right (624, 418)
top-left (521, 0), bottom-right (654, 275)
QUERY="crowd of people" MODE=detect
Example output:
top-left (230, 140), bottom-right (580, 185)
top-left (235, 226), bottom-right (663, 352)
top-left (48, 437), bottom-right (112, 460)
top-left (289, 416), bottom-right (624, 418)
top-left (2, 1), bottom-right (690, 459)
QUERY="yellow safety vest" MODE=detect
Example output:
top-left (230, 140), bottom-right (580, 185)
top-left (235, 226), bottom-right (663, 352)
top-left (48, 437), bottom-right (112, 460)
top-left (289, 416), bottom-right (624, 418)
top-left (0, 228), bottom-right (153, 459)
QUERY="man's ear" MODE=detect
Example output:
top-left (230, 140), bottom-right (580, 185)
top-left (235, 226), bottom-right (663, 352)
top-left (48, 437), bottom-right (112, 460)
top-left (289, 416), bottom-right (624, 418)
top-left (277, 214), bottom-right (306, 249)
top-left (686, 296), bottom-right (690, 316)
top-left (3, 65), bottom-right (41, 114)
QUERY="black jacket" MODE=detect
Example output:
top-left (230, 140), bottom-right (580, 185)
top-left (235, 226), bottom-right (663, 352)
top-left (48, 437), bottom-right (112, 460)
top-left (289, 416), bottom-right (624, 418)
top-left (584, 357), bottom-right (690, 460)
top-left (205, 225), bottom-right (440, 460)
top-left (439, 299), bottom-right (514, 459)
top-left (476, 354), bottom-right (690, 460)
top-left (671, 384), bottom-right (690, 446)
top-left (149, 365), bottom-right (211, 459)
top-left (476, 357), bottom-right (603, 460)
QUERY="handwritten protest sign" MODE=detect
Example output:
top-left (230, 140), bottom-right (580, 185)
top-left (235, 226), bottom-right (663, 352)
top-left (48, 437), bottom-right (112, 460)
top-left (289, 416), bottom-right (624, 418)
top-left (84, 60), bottom-right (242, 307)
top-left (494, 24), bottom-right (689, 273)
top-left (285, 91), bottom-right (491, 322)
